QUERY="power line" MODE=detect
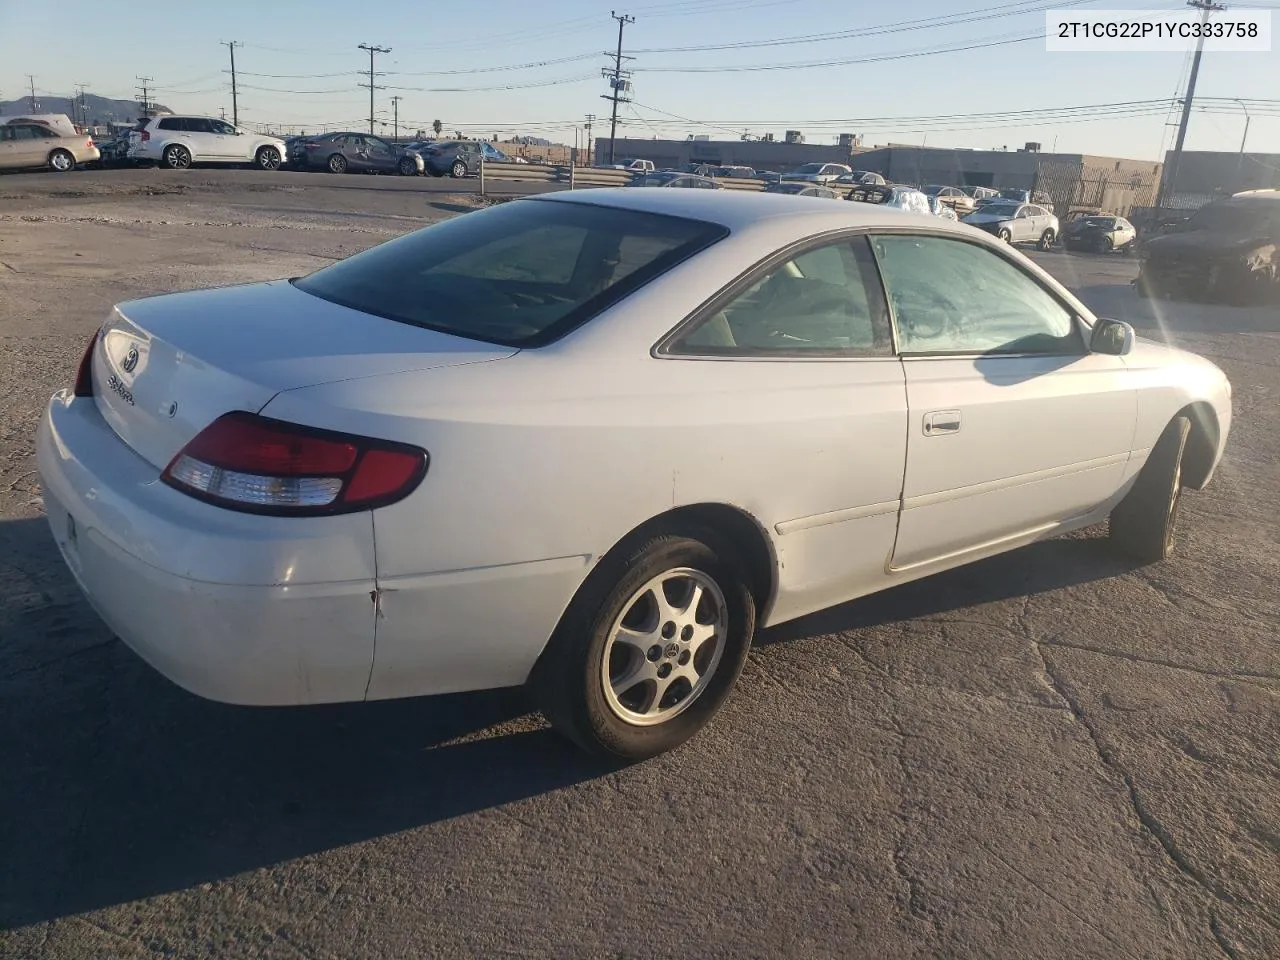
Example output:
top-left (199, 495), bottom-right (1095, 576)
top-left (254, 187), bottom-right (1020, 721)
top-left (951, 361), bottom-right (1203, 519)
top-left (357, 43), bottom-right (391, 135)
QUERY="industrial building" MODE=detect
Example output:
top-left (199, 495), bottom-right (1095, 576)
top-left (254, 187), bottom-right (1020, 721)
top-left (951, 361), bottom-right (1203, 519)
top-left (1157, 150), bottom-right (1280, 208)
top-left (594, 135), bottom-right (866, 173)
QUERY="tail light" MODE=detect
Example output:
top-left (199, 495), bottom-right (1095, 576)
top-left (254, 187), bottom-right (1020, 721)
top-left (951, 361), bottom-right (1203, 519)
top-left (73, 331), bottom-right (98, 397)
top-left (86, 137), bottom-right (95, 148)
top-left (161, 412), bottom-right (428, 515)
top-left (139, 129), bottom-right (151, 143)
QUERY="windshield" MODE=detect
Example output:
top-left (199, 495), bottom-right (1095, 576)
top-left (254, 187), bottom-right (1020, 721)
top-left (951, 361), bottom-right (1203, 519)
top-left (293, 200), bottom-right (727, 347)
top-left (1187, 202), bottom-right (1274, 233)
top-left (976, 203), bottom-right (1021, 217)
top-left (1080, 217), bottom-right (1116, 228)
top-left (792, 163), bottom-right (824, 174)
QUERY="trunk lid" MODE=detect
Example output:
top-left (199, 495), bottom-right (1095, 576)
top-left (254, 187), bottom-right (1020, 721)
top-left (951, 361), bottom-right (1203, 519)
top-left (91, 279), bottom-right (517, 470)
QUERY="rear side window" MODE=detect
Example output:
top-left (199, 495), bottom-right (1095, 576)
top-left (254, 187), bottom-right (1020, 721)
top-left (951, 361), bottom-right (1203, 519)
top-left (293, 199), bottom-right (727, 347)
top-left (158, 118), bottom-right (182, 131)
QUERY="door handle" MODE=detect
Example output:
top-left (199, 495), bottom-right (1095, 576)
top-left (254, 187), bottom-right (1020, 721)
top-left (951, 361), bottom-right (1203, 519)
top-left (923, 410), bottom-right (961, 436)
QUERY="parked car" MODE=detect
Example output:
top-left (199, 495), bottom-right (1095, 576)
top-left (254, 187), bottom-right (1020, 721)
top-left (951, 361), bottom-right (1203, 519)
top-left (420, 140), bottom-right (482, 178)
top-left (994, 188), bottom-right (1055, 208)
top-left (610, 158), bottom-right (656, 173)
top-left (714, 165), bottom-right (755, 179)
top-left (128, 116), bottom-right (286, 170)
top-left (782, 162), bottom-right (852, 184)
top-left (845, 183), bottom-right (932, 216)
top-left (288, 133), bottom-right (424, 176)
top-left (962, 201), bottom-right (1059, 250)
top-left (38, 189), bottom-right (1231, 761)
top-left (766, 182), bottom-right (839, 198)
top-left (835, 170), bottom-right (887, 187)
top-left (923, 185), bottom-right (976, 216)
top-left (480, 142), bottom-right (509, 163)
top-left (630, 172), bottom-right (722, 189)
top-left (752, 170), bottom-right (783, 184)
top-left (930, 196), bottom-right (960, 221)
top-left (95, 134), bottom-right (134, 167)
top-left (1062, 214), bottom-right (1137, 253)
top-left (1136, 192), bottom-right (1280, 305)
top-left (960, 185), bottom-right (1000, 203)
top-left (0, 122), bottom-right (99, 172)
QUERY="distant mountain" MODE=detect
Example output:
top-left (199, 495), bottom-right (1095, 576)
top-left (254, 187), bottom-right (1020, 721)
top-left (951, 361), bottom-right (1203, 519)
top-left (0, 93), bottom-right (171, 126)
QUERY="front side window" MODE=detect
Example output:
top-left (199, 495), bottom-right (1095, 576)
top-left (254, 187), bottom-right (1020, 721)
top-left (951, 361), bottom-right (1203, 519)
top-left (210, 120), bottom-right (236, 135)
top-left (294, 200), bottom-right (726, 347)
top-left (870, 235), bottom-right (1081, 356)
top-left (667, 236), bottom-right (892, 357)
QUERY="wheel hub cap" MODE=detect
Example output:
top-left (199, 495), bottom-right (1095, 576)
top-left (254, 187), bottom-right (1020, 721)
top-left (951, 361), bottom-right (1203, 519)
top-left (601, 568), bottom-right (727, 726)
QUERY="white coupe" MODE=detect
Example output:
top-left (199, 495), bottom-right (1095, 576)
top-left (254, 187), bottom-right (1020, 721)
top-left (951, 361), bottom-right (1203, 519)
top-left (37, 190), bottom-right (1232, 760)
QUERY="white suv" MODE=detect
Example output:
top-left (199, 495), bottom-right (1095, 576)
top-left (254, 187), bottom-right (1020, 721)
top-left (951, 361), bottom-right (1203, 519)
top-left (129, 116), bottom-right (287, 171)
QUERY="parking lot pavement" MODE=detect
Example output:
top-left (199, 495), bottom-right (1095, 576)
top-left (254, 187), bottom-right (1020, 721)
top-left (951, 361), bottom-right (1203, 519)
top-left (1, 180), bottom-right (1277, 959)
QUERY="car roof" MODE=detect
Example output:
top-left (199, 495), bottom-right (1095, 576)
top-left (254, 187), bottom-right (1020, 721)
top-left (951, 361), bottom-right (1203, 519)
top-left (537, 187), bottom-right (958, 234)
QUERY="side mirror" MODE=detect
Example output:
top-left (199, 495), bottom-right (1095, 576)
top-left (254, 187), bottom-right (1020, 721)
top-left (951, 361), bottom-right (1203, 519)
top-left (237, 130), bottom-right (245, 135)
top-left (1089, 317), bottom-right (1135, 356)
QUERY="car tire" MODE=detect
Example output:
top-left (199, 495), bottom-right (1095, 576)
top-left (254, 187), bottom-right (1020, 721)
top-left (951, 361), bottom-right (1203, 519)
top-left (1100, 235), bottom-right (1114, 253)
top-left (162, 145), bottom-right (192, 170)
top-left (450, 159), bottom-right (467, 178)
top-left (255, 146), bottom-right (282, 171)
top-left (1038, 229), bottom-right (1056, 251)
top-left (532, 528), bottom-right (757, 762)
top-left (327, 153), bottom-right (348, 174)
top-left (997, 228), bottom-right (1012, 243)
top-left (1109, 416), bottom-right (1190, 564)
top-left (48, 149), bottom-right (76, 173)
top-left (398, 157), bottom-right (418, 176)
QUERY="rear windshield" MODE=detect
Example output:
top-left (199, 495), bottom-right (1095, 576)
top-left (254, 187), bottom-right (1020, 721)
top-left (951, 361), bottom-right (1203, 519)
top-left (293, 199), bottom-right (727, 347)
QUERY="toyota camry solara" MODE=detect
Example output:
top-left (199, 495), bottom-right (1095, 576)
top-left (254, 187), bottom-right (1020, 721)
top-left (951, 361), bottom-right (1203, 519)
top-left (37, 189), bottom-right (1232, 760)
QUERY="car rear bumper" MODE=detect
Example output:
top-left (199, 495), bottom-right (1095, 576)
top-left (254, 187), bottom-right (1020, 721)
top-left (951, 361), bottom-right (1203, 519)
top-left (36, 391), bottom-right (378, 706)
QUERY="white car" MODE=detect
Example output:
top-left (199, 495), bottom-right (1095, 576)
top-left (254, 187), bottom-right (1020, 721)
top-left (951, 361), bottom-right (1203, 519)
top-left (783, 162), bottom-right (853, 184)
top-left (37, 190), bottom-right (1231, 761)
top-left (129, 115), bottom-right (287, 171)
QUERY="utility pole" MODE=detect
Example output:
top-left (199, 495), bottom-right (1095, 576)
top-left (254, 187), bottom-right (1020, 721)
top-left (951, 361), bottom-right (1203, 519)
top-left (136, 77), bottom-right (153, 118)
top-left (222, 41), bottom-right (241, 127)
top-left (601, 12), bottom-right (634, 164)
top-left (585, 113), bottom-right (596, 165)
top-left (1155, 0), bottom-right (1225, 209)
top-left (1234, 98), bottom-right (1251, 189)
top-left (72, 83), bottom-right (89, 128)
top-left (26, 75), bottom-right (38, 112)
top-left (357, 43), bottom-right (391, 135)
top-left (390, 95), bottom-right (402, 141)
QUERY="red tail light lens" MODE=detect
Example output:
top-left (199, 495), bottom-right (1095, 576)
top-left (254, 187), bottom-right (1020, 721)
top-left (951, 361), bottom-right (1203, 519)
top-left (73, 331), bottom-right (98, 397)
top-left (161, 412), bottom-right (428, 515)
top-left (140, 130), bottom-right (151, 142)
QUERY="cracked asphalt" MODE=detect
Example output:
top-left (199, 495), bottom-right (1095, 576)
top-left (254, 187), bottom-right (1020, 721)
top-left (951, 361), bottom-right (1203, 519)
top-left (1, 169), bottom-right (1277, 959)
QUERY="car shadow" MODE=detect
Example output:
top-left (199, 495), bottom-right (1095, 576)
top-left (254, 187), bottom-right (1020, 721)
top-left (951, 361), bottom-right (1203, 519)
top-left (0, 517), bottom-right (615, 929)
top-left (757, 532), bottom-right (1132, 647)
top-left (1, 518), bottom-right (1133, 929)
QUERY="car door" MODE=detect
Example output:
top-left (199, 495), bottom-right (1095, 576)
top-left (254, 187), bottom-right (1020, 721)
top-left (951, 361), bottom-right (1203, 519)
top-left (5, 125), bottom-right (47, 167)
top-left (1011, 205), bottom-right (1038, 242)
top-left (364, 135), bottom-right (396, 171)
top-left (0, 125), bottom-right (22, 168)
top-left (204, 118), bottom-right (242, 159)
top-left (661, 234), bottom-right (908, 622)
top-left (867, 232), bottom-right (1136, 571)
top-left (178, 118), bottom-right (218, 160)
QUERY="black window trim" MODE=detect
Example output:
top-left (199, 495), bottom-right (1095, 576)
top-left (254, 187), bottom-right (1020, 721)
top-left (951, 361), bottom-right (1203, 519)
top-left (292, 197), bottom-right (730, 350)
top-left (866, 226), bottom-right (1090, 360)
top-left (654, 229), bottom-right (898, 361)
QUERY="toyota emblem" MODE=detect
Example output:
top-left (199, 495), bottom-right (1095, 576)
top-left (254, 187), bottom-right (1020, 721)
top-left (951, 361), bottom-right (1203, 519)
top-left (121, 346), bottom-right (140, 374)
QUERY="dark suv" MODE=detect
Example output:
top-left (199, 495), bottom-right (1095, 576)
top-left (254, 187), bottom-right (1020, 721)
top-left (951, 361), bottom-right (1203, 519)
top-left (421, 140), bottom-right (482, 178)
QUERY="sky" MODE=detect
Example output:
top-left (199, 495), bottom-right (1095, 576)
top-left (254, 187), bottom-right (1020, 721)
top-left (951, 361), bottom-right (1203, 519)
top-left (3, 0), bottom-right (1278, 159)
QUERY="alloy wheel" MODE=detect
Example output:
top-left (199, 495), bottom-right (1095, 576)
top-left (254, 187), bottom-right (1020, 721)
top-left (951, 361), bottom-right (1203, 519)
top-left (600, 568), bottom-right (727, 726)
